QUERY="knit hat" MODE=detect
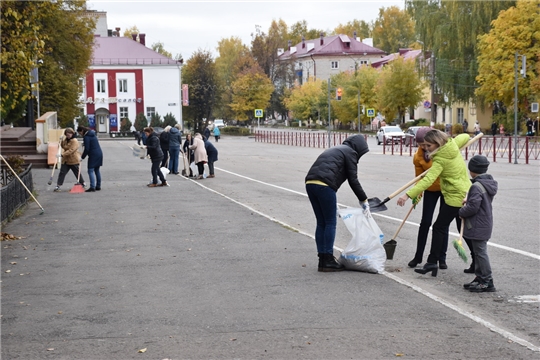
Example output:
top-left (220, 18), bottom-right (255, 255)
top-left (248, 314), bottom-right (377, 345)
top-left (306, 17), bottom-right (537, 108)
top-left (415, 127), bottom-right (431, 143)
top-left (468, 155), bottom-right (490, 174)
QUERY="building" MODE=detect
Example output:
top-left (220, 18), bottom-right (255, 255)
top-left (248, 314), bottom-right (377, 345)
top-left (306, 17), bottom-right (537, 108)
top-left (278, 33), bottom-right (387, 84)
top-left (81, 13), bottom-right (183, 134)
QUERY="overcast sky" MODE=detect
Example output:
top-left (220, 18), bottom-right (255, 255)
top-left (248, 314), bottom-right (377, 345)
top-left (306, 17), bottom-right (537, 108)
top-left (87, 0), bottom-right (404, 59)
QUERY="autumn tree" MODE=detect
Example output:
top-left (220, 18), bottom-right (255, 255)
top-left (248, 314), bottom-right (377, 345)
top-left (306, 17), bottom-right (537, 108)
top-left (406, 0), bottom-right (515, 103)
top-left (38, 0), bottom-right (95, 127)
top-left (283, 78), bottom-right (326, 121)
top-left (372, 6), bottom-right (415, 53)
top-left (476, 0), bottom-right (539, 113)
top-left (1, 1), bottom-right (46, 123)
top-left (151, 42), bottom-right (173, 58)
top-left (376, 57), bottom-right (424, 123)
top-left (229, 65), bottom-right (274, 122)
top-left (120, 118), bottom-right (132, 132)
top-left (182, 49), bottom-right (218, 131)
top-left (123, 26), bottom-right (140, 39)
top-left (288, 20), bottom-right (324, 46)
top-left (333, 19), bottom-right (372, 39)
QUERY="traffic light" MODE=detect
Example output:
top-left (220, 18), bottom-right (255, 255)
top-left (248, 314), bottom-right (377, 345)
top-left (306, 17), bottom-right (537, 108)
top-left (336, 87), bottom-right (342, 101)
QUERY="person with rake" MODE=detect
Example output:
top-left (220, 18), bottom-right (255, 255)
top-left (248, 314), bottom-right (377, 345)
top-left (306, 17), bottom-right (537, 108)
top-left (397, 129), bottom-right (470, 277)
top-left (54, 128), bottom-right (85, 192)
top-left (460, 155), bottom-right (498, 292)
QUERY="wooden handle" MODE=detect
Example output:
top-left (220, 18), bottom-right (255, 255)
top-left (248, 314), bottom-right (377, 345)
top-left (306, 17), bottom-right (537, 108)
top-left (392, 203), bottom-right (416, 239)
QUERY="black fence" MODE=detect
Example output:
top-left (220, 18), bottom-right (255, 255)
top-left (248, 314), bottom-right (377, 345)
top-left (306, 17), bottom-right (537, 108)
top-left (1, 164), bottom-right (34, 223)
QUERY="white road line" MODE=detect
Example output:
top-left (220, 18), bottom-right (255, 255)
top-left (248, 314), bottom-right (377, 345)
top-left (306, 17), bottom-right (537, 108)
top-left (194, 171), bottom-right (540, 353)
top-left (216, 167), bottom-right (540, 260)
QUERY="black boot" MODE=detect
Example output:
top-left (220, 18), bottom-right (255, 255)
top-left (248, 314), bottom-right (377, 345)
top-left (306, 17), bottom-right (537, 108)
top-left (317, 253), bottom-right (323, 271)
top-left (414, 263), bottom-right (438, 277)
top-left (464, 262), bottom-right (475, 273)
top-left (319, 253), bottom-right (345, 272)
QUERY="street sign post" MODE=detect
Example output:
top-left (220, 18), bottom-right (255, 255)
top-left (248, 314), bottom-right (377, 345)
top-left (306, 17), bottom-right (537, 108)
top-left (255, 109), bottom-right (263, 128)
top-left (367, 108), bottom-right (375, 118)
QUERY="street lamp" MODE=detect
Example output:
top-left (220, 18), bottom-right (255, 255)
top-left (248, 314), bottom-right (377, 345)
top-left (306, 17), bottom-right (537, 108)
top-left (514, 52), bottom-right (526, 164)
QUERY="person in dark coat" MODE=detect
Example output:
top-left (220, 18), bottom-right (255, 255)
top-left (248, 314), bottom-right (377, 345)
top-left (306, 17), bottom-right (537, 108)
top-left (144, 127), bottom-right (167, 187)
top-left (460, 155), bottom-right (498, 292)
top-left (168, 125), bottom-right (182, 175)
top-left (203, 136), bottom-right (218, 178)
top-left (159, 126), bottom-right (171, 168)
top-left (77, 126), bottom-right (103, 192)
top-left (305, 134), bottom-right (370, 272)
top-left (182, 132), bottom-right (194, 177)
top-left (490, 121), bottom-right (497, 137)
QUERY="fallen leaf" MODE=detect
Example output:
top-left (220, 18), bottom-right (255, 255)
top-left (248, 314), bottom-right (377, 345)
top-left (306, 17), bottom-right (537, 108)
top-left (138, 348), bottom-right (147, 353)
top-left (47, 348), bottom-right (54, 351)
top-left (5, 270), bottom-right (11, 273)
top-left (230, 338), bottom-right (237, 341)
top-left (395, 353), bottom-right (404, 357)
top-left (58, 311), bottom-right (63, 314)
top-left (10, 262), bottom-right (17, 265)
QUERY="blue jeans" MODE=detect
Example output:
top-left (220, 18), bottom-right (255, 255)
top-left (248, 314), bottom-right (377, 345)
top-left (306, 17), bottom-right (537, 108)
top-left (414, 190), bottom-right (449, 262)
top-left (306, 184), bottom-right (337, 254)
top-left (87, 166), bottom-right (101, 189)
top-left (168, 147), bottom-right (180, 174)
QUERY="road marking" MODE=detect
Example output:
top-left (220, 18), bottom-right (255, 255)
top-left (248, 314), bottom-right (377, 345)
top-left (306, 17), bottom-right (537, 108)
top-left (216, 167), bottom-right (540, 260)
top-left (193, 171), bottom-right (540, 353)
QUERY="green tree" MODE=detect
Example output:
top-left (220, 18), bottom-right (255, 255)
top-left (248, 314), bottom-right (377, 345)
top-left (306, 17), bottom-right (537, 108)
top-left (288, 20), bottom-right (324, 46)
top-left (333, 19), bottom-right (372, 39)
top-left (376, 57), bottom-right (424, 123)
top-left (162, 113), bottom-right (177, 127)
top-left (134, 112), bottom-right (147, 131)
top-left (1, 2), bottom-right (45, 122)
top-left (150, 112), bottom-right (162, 127)
top-left (476, 0), bottom-right (539, 112)
top-left (283, 78), bottom-right (326, 121)
top-left (120, 118), bottom-right (132, 132)
top-left (372, 6), bottom-right (415, 53)
top-left (406, 0), bottom-right (515, 103)
top-left (182, 49), bottom-right (217, 132)
top-left (229, 65), bottom-right (274, 122)
top-left (151, 42), bottom-right (172, 58)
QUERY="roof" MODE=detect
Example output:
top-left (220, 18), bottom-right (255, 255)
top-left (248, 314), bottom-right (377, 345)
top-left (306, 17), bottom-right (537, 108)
top-left (278, 34), bottom-right (386, 60)
top-left (91, 36), bottom-right (179, 66)
top-left (371, 49), bottom-right (423, 68)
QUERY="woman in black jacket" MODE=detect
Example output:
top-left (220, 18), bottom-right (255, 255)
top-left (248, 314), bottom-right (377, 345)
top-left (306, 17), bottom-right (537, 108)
top-left (182, 132), bottom-right (195, 177)
top-left (144, 127), bottom-right (167, 187)
top-left (305, 134), bottom-right (370, 272)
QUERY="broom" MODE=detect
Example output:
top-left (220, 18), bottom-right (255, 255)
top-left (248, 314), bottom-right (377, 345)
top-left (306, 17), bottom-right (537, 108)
top-left (69, 163), bottom-right (85, 194)
top-left (453, 218), bottom-right (468, 262)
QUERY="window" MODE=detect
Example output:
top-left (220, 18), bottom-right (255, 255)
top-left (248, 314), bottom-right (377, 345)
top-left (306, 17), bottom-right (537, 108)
top-left (331, 61), bottom-right (339, 69)
top-left (97, 79), bottom-right (106, 93)
top-left (457, 108), bottom-right (464, 123)
top-left (359, 60), bottom-right (368, 66)
top-left (118, 79), bottom-right (128, 93)
top-left (120, 107), bottom-right (128, 119)
top-left (146, 107), bottom-right (155, 118)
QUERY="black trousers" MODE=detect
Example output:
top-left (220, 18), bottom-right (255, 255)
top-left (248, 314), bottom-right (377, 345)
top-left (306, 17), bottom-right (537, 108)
top-left (427, 201), bottom-right (462, 264)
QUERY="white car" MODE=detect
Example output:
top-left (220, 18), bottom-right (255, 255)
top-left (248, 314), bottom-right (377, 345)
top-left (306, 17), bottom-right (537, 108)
top-left (377, 126), bottom-right (407, 145)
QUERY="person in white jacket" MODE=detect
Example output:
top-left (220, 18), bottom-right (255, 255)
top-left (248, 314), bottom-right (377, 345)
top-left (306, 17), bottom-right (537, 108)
top-left (189, 133), bottom-right (208, 179)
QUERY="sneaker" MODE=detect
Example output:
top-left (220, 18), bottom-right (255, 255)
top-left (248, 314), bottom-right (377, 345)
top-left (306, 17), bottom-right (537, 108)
top-left (469, 280), bottom-right (496, 292)
top-left (463, 277), bottom-right (481, 289)
top-left (54, 186), bottom-right (61, 192)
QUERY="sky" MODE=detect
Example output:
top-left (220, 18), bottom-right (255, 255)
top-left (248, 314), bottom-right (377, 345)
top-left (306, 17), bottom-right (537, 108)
top-left (86, 0), bottom-right (404, 60)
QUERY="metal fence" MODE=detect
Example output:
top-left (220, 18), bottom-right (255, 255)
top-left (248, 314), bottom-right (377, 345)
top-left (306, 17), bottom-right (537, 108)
top-left (254, 130), bottom-right (540, 164)
top-left (1, 164), bottom-right (34, 223)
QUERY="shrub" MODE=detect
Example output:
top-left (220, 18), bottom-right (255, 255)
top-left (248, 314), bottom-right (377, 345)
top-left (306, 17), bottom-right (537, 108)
top-left (120, 118), bottom-right (132, 132)
top-left (452, 123), bottom-right (464, 134)
top-left (5, 155), bottom-right (25, 174)
top-left (134, 113), bottom-right (148, 131)
top-left (221, 126), bottom-right (251, 136)
top-left (163, 113), bottom-right (177, 127)
top-left (150, 113), bottom-right (162, 127)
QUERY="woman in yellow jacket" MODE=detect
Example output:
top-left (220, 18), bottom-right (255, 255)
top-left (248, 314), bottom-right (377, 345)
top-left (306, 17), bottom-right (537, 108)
top-left (54, 128), bottom-right (85, 192)
top-left (398, 130), bottom-right (470, 277)
top-left (408, 128), bottom-right (450, 270)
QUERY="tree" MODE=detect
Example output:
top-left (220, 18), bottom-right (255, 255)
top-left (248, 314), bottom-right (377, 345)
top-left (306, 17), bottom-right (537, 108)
top-left (229, 65), bottom-right (274, 122)
top-left (288, 20), bottom-right (324, 46)
top-left (406, 0), bottom-right (515, 103)
top-left (122, 26), bottom-right (140, 39)
top-left (151, 42), bottom-right (172, 58)
top-left (333, 19), bottom-right (372, 39)
top-left (150, 113), bottom-right (162, 127)
top-left (182, 49), bottom-right (218, 132)
top-left (162, 113), bottom-right (177, 127)
top-left (476, 0), bottom-right (539, 112)
top-left (120, 118), bottom-right (132, 132)
top-left (372, 6), bottom-right (415, 53)
top-left (376, 57), bottom-right (424, 123)
top-left (283, 78), bottom-right (326, 121)
top-left (134, 112), bottom-right (147, 131)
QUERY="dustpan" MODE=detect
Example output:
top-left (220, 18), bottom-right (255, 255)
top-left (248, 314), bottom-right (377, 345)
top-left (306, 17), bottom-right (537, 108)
top-left (70, 165), bottom-right (85, 193)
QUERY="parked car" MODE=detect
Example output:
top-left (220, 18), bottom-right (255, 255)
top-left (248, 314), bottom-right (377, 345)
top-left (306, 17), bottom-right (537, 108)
top-left (404, 126), bottom-right (431, 147)
top-left (376, 126), bottom-right (407, 145)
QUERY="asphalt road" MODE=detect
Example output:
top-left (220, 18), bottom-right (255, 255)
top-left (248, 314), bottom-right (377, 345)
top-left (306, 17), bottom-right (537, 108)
top-left (1, 134), bottom-right (539, 359)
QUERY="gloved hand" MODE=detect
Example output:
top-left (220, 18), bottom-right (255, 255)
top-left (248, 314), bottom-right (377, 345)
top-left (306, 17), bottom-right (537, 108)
top-left (361, 200), bottom-right (371, 217)
top-left (56, 153), bottom-right (62, 158)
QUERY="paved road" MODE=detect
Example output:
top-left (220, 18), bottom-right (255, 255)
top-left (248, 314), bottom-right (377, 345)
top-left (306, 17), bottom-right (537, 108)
top-left (2, 135), bottom-right (539, 359)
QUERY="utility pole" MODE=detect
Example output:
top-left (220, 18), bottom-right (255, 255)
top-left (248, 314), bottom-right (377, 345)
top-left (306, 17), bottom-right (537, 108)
top-left (514, 52), bottom-right (526, 164)
top-left (327, 77), bottom-right (331, 148)
top-left (430, 52), bottom-right (436, 125)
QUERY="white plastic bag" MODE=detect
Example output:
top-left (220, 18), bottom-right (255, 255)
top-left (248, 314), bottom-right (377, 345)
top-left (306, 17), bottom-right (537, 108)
top-left (132, 145), bottom-right (146, 159)
top-left (338, 207), bottom-right (386, 273)
top-left (160, 167), bottom-right (170, 179)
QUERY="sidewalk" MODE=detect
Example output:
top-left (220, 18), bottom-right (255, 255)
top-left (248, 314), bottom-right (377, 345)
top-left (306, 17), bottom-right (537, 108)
top-left (1, 138), bottom-right (535, 359)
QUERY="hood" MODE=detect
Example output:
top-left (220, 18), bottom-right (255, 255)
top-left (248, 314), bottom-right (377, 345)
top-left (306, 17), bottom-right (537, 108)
top-left (434, 137), bottom-right (460, 160)
top-left (85, 130), bottom-right (97, 138)
top-left (473, 174), bottom-right (498, 197)
top-left (342, 135), bottom-right (369, 160)
top-left (170, 127), bottom-right (179, 134)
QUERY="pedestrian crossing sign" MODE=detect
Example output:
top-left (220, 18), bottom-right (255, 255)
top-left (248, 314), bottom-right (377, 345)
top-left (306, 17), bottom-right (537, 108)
top-left (367, 108), bottom-right (375, 117)
top-left (255, 109), bottom-right (263, 117)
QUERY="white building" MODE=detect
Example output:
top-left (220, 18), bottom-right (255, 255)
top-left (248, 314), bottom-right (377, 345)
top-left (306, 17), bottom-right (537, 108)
top-left (81, 24), bottom-right (183, 133)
